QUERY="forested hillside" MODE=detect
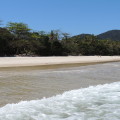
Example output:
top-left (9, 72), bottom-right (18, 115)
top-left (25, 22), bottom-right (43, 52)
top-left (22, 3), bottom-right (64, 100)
top-left (0, 22), bottom-right (120, 56)
top-left (97, 30), bottom-right (120, 41)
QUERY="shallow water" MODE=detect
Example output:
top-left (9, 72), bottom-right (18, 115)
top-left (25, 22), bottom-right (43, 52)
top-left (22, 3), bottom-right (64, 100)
top-left (0, 62), bottom-right (120, 120)
top-left (0, 62), bottom-right (120, 107)
top-left (0, 82), bottom-right (120, 120)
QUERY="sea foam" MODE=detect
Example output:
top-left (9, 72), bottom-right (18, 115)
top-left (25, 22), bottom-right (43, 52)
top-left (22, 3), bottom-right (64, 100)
top-left (0, 82), bottom-right (120, 120)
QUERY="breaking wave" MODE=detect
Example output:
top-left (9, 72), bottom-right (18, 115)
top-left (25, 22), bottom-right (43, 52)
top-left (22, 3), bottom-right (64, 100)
top-left (0, 82), bottom-right (120, 120)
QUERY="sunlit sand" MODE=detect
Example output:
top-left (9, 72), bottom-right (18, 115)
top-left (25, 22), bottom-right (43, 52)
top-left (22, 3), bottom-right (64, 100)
top-left (0, 56), bottom-right (120, 68)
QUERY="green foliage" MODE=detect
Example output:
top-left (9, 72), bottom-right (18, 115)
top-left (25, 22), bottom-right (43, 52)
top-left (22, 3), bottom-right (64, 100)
top-left (0, 21), bottom-right (120, 56)
top-left (7, 22), bottom-right (31, 39)
top-left (97, 30), bottom-right (120, 41)
top-left (0, 28), bottom-right (14, 56)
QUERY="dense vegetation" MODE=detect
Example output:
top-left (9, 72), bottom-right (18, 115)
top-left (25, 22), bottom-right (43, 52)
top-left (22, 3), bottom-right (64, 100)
top-left (97, 30), bottom-right (120, 41)
top-left (0, 22), bottom-right (120, 56)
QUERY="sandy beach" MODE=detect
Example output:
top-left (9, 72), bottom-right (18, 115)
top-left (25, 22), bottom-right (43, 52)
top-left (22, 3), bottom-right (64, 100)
top-left (0, 56), bottom-right (120, 68)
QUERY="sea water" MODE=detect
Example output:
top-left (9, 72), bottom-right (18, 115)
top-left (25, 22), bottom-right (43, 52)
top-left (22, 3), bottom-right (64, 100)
top-left (0, 82), bottom-right (120, 120)
top-left (0, 62), bottom-right (120, 120)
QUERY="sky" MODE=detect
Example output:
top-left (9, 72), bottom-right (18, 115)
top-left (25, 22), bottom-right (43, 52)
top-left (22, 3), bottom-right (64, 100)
top-left (0, 0), bottom-right (120, 36)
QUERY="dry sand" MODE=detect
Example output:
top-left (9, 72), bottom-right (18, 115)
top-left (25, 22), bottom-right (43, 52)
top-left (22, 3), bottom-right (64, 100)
top-left (0, 56), bottom-right (120, 68)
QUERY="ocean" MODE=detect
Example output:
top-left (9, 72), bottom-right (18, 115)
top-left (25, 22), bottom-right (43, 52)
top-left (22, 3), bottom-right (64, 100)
top-left (0, 62), bottom-right (120, 120)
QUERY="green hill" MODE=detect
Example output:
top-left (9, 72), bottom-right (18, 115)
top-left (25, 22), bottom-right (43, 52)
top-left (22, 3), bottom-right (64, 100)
top-left (70, 34), bottom-right (96, 41)
top-left (97, 30), bottom-right (120, 41)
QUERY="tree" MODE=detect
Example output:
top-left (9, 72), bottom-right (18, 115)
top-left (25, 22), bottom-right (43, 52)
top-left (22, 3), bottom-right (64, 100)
top-left (62, 32), bottom-right (70, 40)
top-left (7, 22), bottom-right (31, 39)
top-left (0, 20), bottom-right (2, 26)
top-left (0, 28), bottom-right (14, 56)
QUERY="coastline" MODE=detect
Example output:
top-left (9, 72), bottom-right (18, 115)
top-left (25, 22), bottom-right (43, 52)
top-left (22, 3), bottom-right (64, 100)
top-left (0, 56), bottom-right (120, 107)
top-left (0, 56), bottom-right (120, 68)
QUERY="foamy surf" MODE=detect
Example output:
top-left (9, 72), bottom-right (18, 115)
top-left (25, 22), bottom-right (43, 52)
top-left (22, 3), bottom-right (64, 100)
top-left (0, 82), bottom-right (120, 120)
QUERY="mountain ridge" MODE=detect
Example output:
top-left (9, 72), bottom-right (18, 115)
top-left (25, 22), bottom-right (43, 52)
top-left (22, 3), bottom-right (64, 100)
top-left (97, 30), bottom-right (120, 41)
top-left (71, 30), bottom-right (120, 41)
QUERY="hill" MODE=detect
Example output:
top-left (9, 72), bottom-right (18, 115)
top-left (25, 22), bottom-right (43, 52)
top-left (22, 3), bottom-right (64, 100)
top-left (70, 34), bottom-right (96, 41)
top-left (97, 30), bottom-right (120, 41)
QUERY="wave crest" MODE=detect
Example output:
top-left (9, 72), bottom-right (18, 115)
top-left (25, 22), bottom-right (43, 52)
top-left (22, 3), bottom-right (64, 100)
top-left (0, 82), bottom-right (120, 120)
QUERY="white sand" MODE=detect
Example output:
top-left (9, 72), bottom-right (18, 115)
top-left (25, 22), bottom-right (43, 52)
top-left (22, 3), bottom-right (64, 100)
top-left (0, 56), bottom-right (120, 67)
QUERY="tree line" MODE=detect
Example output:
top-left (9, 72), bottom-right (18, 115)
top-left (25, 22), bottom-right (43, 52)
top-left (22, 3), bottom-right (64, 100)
top-left (0, 22), bottom-right (120, 56)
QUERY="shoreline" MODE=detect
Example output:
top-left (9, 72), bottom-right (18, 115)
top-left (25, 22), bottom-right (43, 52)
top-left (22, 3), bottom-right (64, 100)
top-left (0, 56), bottom-right (120, 107)
top-left (0, 56), bottom-right (120, 68)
